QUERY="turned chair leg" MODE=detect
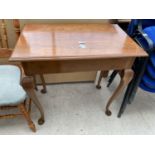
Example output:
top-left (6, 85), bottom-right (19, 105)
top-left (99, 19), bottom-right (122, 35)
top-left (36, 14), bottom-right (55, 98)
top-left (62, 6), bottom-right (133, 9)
top-left (105, 69), bottom-right (134, 116)
top-left (18, 102), bottom-right (36, 132)
top-left (96, 71), bottom-right (108, 89)
top-left (107, 70), bottom-right (118, 87)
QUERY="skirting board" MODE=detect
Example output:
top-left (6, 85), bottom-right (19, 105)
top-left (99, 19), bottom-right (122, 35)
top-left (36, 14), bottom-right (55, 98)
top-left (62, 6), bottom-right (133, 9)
top-left (36, 71), bottom-right (97, 84)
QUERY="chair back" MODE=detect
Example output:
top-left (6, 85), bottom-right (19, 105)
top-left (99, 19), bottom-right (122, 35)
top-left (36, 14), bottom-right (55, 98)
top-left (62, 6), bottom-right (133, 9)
top-left (127, 19), bottom-right (155, 36)
top-left (0, 19), bottom-right (20, 59)
top-left (0, 19), bottom-right (9, 48)
top-left (127, 19), bottom-right (155, 92)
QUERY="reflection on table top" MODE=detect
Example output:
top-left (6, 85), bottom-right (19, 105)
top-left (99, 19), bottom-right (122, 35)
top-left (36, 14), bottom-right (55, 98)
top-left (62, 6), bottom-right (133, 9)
top-left (10, 23), bottom-right (147, 61)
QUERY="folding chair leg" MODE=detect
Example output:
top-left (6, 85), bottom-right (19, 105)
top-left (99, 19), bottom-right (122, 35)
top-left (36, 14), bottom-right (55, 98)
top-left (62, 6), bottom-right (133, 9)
top-left (105, 69), bottom-right (134, 116)
top-left (117, 79), bottom-right (137, 117)
top-left (117, 82), bottom-right (133, 117)
top-left (18, 103), bottom-right (36, 132)
top-left (118, 57), bottom-right (148, 117)
top-left (107, 70), bottom-right (118, 87)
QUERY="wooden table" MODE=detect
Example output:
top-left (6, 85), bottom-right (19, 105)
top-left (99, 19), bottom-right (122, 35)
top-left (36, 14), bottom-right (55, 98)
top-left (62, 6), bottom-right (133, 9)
top-left (10, 23), bottom-right (147, 124)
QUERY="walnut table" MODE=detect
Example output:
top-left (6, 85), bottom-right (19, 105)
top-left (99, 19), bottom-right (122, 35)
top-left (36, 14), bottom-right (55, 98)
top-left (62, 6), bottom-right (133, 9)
top-left (10, 23), bottom-right (147, 124)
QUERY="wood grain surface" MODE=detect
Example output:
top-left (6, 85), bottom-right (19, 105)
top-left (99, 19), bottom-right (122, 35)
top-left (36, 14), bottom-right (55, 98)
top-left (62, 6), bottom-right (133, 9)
top-left (10, 23), bottom-right (147, 62)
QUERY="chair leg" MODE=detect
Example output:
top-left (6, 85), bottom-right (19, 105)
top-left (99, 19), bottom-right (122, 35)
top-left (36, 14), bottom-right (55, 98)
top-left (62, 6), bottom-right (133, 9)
top-left (18, 103), bottom-right (36, 132)
top-left (28, 98), bottom-right (32, 114)
top-left (105, 69), bottom-right (134, 116)
top-left (96, 71), bottom-right (109, 89)
top-left (22, 76), bottom-right (45, 125)
top-left (107, 70), bottom-right (118, 87)
top-left (40, 74), bottom-right (47, 94)
top-left (117, 81), bottom-right (133, 118)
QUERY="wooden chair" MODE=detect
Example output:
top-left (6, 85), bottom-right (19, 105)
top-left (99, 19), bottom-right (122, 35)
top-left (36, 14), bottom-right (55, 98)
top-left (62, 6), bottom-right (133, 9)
top-left (0, 19), bottom-right (45, 132)
top-left (0, 19), bottom-right (47, 93)
top-left (0, 65), bottom-right (36, 132)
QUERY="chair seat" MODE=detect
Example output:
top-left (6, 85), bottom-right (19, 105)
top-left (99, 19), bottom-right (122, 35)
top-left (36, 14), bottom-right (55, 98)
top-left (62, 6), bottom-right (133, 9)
top-left (139, 82), bottom-right (155, 93)
top-left (139, 26), bottom-right (155, 92)
top-left (144, 26), bottom-right (155, 68)
top-left (147, 63), bottom-right (155, 79)
top-left (143, 26), bottom-right (155, 54)
top-left (0, 65), bottom-right (26, 106)
top-left (142, 73), bottom-right (155, 89)
top-left (143, 26), bottom-right (155, 44)
top-left (150, 54), bottom-right (155, 68)
top-left (144, 26), bottom-right (155, 79)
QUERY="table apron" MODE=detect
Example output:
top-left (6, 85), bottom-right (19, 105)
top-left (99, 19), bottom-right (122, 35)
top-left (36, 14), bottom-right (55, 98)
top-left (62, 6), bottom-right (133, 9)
top-left (22, 57), bottom-right (135, 75)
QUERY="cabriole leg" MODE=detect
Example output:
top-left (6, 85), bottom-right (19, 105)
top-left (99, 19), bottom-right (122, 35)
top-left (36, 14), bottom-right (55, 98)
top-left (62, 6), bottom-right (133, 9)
top-left (105, 69), bottom-right (134, 116)
top-left (40, 74), bottom-right (47, 94)
top-left (96, 71), bottom-right (109, 89)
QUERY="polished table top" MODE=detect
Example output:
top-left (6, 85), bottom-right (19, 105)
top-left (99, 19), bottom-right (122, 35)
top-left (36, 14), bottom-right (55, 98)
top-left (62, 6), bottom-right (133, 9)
top-left (10, 23), bottom-right (147, 61)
